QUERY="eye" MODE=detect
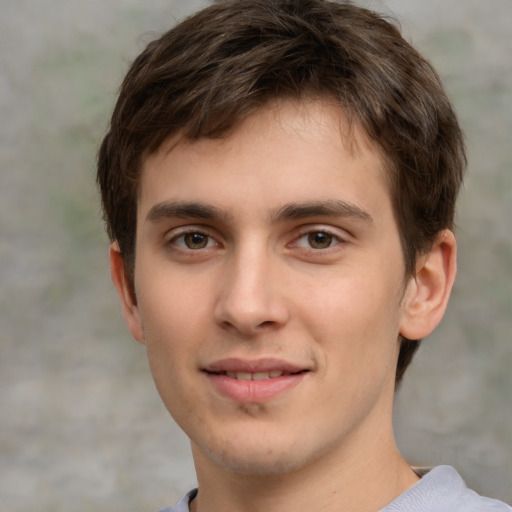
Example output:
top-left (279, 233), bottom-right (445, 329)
top-left (295, 230), bottom-right (341, 250)
top-left (172, 231), bottom-right (218, 250)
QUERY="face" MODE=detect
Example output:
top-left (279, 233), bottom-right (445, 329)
top-left (118, 99), bottom-right (415, 476)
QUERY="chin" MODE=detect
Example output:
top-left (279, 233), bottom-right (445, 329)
top-left (195, 430), bottom-right (319, 477)
top-left (207, 448), bottom-right (305, 476)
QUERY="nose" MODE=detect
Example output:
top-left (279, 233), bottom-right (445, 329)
top-left (214, 245), bottom-right (290, 336)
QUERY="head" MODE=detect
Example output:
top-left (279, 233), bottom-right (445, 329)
top-left (98, 0), bottom-right (465, 384)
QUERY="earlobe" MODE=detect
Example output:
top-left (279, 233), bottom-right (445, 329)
top-left (109, 242), bottom-right (145, 344)
top-left (399, 230), bottom-right (457, 340)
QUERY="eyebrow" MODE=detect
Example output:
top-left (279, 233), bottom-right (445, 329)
top-left (146, 200), bottom-right (229, 223)
top-left (271, 199), bottom-right (373, 224)
top-left (145, 199), bottom-right (373, 225)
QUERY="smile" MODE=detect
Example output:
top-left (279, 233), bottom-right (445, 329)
top-left (223, 370), bottom-right (291, 380)
top-left (203, 360), bottom-right (310, 402)
top-left (203, 357), bottom-right (309, 375)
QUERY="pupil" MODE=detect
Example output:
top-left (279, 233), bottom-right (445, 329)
top-left (185, 233), bottom-right (207, 249)
top-left (309, 232), bottom-right (332, 249)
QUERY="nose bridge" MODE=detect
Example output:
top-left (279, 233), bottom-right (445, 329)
top-left (214, 236), bottom-right (288, 334)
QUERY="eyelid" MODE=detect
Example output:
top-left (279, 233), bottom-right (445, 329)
top-left (285, 225), bottom-right (355, 257)
top-left (165, 225), bottom-right (222, 250)
top-left (293, 224), bottom-right (349, 242)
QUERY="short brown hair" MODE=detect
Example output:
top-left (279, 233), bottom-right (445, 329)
top-left (97, 0), bottom-right (466, 383)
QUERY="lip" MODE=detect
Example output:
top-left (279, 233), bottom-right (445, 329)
top-left (203, 358), bottom-right (310, 403)
top-left (204, 357), bottom-right (306, 374)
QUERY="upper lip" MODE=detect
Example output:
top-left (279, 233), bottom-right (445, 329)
top-left (203, 358), bottom-right (309, 374)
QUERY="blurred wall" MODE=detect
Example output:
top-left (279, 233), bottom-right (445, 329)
top-left (0, 1), bottom-right (510, 510)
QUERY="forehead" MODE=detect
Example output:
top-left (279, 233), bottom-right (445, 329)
top-left (138, 98), bottom-right (390, 216)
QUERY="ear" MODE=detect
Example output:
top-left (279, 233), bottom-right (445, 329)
top-left (399, 230), bottom-right (457, 340)
top-left (110, 242), bottom-right (145, 344)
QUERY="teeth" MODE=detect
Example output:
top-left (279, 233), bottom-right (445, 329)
top-left (225, 370), bottom-right (285, 380)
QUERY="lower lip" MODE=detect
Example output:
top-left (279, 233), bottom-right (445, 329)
top-left (205, 373), bottom-right (306, 403)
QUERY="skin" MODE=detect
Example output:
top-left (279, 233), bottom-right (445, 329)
top-left (111, 99), bottom-right (457, 512)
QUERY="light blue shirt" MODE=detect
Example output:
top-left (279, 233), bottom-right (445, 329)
top-left (159, 466), bottom-right (511, 512)
top-left (380, 466), bottom-right (511, 511)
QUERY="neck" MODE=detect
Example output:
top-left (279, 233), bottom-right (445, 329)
top-left (190, 423), bottom-right (418, 512)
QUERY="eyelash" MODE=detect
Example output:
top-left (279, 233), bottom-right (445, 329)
top-left (165, 226), bottom-right (346, 254)
top-left (167, 229), bottom-right (220, 251)
top-left (292, 228), bottom-right (344, 251)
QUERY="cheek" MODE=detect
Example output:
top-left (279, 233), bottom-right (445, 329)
top-left (134, 276), bottom-right (209, 393)
top-left (300, 269), bottom-right (403, 369)
top-left (138, 293), bottom-right (208, 427)
top-left (137, 268), bottom-right (214, 342)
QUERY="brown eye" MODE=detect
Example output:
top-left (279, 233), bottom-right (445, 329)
top-left (183, 232), bottom-right (210, 249)
top-left (307, 231), bottom-right (333, 249)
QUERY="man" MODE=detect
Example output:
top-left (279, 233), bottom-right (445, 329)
top-left (97, 1), bottom-right (511, 511)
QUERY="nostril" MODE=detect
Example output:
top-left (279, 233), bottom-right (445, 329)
top-left (214, 287), bottom-right (290, 335)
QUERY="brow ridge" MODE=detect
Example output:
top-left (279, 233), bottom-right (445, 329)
top-left (145, 199), bottom-right (373, 226)
top-left (271, 200), bottom-right (373, 224)
top-left (146, 200), bottom-right (227, 223)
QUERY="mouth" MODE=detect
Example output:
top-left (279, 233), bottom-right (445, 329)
top-left (206, 369), bottom-right (308, 381)
top-left (203, 359), bottom-right (310, 402)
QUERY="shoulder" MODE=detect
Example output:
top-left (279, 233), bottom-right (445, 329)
top-left (157, 489), bottom-right (197, 512)
top-left (158, 470), bottom-right (512, 512)
top-left (381, 466), bottom-right (512, 512)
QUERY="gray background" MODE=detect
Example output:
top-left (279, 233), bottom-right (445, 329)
top-left (0, 1), bottom-right (510, 510)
